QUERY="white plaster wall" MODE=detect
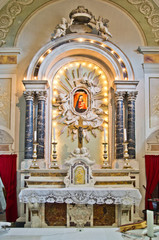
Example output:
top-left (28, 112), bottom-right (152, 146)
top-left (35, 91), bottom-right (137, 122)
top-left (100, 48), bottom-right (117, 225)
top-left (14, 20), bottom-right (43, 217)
top-left (15, 0), bottom-right (146, 214)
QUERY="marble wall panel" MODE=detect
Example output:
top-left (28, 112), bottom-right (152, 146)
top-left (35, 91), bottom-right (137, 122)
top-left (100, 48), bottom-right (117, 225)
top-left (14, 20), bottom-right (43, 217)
top-left (45, 203), bottom-right (67, 226)
top-left (93, 204), bottom-right (115, 226)
top-left (149, 77), bottom-right (159, 128)
top-left (0, 78), bottom-right (11, 128)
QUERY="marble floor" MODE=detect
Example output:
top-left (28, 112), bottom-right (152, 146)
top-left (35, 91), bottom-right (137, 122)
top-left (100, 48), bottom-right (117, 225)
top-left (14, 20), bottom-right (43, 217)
top-left (0, 227), bottom-right (159, 240)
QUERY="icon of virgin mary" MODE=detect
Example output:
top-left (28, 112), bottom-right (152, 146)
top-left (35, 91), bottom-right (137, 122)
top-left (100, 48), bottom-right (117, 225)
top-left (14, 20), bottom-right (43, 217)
top-left (74, 92), bottom-right (87, 113)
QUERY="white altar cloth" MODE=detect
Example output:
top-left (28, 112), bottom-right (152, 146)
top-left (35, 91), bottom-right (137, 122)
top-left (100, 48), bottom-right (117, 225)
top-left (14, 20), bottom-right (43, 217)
top-left (19, 187), bottom-right (141, 206)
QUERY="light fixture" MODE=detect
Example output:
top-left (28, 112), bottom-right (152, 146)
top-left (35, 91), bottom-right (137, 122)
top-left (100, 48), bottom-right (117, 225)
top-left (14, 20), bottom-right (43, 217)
top-left (39, 56), bottom-right (44, 62)
top-left (47, 49), bottom-right (52, 54)
top-left (78, 38), bottom-right (84, 42)
top-left (53, 122), bottom-right (57, 127)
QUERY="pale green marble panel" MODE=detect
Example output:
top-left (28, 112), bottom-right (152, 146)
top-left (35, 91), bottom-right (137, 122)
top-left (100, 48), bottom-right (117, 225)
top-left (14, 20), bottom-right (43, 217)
top-left (149, 77), bottom-right (159, 128)
top-left (0, 78), bottom-right (11, 128)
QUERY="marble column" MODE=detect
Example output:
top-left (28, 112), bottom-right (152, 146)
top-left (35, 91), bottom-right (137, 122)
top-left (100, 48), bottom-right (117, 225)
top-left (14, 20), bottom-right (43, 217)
top-left (127, 91), bottom-right (138, 159)
top-left (24, 91), bottom-right (34, 159)
top-left (115, 91), bottom-right (125, 159)
top-left (37, 91), bottom-right (47, 159)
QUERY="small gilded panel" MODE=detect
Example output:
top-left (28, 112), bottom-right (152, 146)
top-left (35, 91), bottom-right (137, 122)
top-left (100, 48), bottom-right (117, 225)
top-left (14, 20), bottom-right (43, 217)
top-left (45, 203), bottom-right (67, 226)
top-left (93, 204), bottom-right (115, 226)
top-left (144, 54), bottom-right (159, 63)
top-left (151, 145), bottom-right (159, 151)
top-left (0, 145), bottom-right (9, 151)
top-left (74, 166), bottom-right (85, 184)
top-left (0, 55), bottom-right (17, 64)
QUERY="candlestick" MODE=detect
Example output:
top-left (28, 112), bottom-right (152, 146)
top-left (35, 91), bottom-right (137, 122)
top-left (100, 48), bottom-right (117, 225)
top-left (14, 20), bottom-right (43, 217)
top-left (123, 141), bottom-right (132, 169)
top-left (50, 141), bottom-right (59, 169)
top-left (34, 130), bottom-right (37, 142)
top-left (124, 128), bottom-right (127, 142)
top-left (147, 210), bottom-right (154, 238)
top-left (104, 128), bottom-right (106, 143)
top-left (30, 141), bottom-right (39, 169)
top-left (53, 127), bottom-right (56, 141)
top-left (102, 142), bottom-right (111, 169)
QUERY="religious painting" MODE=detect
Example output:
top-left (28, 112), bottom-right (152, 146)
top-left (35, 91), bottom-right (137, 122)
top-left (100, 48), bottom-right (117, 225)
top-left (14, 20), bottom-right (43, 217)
top-left (74, 89), bottom-right (88, 113)
top-left (74, 166), bottom-right (85, 184)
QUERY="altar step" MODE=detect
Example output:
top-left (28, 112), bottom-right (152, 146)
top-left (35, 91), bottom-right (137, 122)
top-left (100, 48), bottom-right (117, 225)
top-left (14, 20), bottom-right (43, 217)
top-left (23, 169), bottom-right (138, 188)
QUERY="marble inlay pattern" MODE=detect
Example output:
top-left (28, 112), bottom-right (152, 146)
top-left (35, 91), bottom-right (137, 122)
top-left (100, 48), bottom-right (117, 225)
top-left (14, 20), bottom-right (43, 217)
top-left (93, 204), bottom-right (115, 226)
top-left (115, 92), bottom-right (125, 159)
top-left (37, 91), bottom-right (46, 159)
top-left (24, 91), bottom-right (34, 159)
top-left (127, 91), bottom-right (138, 159)
top-left (45, 203), bottom-right (67, 226)
top-left (0, 55), bottom-right (17, 64)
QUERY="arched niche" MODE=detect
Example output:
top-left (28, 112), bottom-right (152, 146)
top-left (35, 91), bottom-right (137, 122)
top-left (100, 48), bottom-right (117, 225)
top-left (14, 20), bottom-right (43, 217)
top-left (24, 34), bottom-right (135, 167)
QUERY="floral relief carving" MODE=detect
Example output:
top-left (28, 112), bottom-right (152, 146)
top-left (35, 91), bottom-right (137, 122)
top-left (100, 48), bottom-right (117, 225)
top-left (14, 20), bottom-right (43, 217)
top-left (0, 80), bottom-right (11, 128)
top-left (128, 0), bottom-right (159, 43)
top-left (0, 0), bottom-right (34, 46)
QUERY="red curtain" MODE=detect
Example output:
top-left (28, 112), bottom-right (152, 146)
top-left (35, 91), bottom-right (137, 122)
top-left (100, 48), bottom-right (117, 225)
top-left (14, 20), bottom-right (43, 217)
top-left (0, 154), bottom-right (18, 222)
top-left (145, 155), bottom-right (159, 210)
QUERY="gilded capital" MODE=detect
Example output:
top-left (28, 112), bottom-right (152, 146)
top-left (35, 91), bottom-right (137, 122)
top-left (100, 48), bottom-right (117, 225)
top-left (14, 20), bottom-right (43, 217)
top-left (114, 91), bottom-right (126, 101)
top-left (36, 91), bottom-right (47, 101)
top-left (24, 91), bottom-right (34, 101)
top-left (127, 91), bottom-right (138, 101)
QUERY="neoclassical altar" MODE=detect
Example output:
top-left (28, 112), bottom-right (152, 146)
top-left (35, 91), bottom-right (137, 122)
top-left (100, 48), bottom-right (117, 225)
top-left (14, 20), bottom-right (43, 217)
top-left (18, 6), bottom-right (141, 228)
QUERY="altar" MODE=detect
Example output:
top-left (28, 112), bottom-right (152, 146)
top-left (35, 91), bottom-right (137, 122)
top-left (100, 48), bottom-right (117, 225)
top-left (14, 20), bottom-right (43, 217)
top-left (17, 6), bottom-right (142, 229)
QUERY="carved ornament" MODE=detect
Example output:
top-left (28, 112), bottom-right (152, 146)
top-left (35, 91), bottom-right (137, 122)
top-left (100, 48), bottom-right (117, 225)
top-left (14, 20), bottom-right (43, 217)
top-left (67, 204), bottom-right (93, 227)
top-left (51, 6), bottom-right (112, 40)
top-left (0, 129), bottom-right (13, 144)
top-left (53, 64), bottom-right (107, 143)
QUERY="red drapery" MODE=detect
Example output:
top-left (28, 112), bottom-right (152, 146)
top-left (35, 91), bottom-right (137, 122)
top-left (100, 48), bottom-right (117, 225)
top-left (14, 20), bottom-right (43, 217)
top-left (145, 155), bottom-right (159, 210)
top-left (0, 154), bottom-right (18, 222)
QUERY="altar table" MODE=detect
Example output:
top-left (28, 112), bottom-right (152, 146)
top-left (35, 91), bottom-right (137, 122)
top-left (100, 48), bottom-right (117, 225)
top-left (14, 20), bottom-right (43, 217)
top-left (19, 187), bottom-right (141, 205)
top-left (19, 187), bottom-right (142, 228)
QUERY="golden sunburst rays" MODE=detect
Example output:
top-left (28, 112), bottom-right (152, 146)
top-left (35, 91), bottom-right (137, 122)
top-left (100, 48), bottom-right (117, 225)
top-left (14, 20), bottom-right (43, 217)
top-left (52, 61), bottom-right (109, 139)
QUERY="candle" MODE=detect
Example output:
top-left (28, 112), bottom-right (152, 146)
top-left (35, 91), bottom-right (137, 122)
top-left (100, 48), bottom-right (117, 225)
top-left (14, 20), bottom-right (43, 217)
top-left (147, 210), bottom-right (154, 238)
top-left (53, 127), bottom-right (56, 141)
top-left (124, 128), bottom-right (127, 142)
top-left (34, 130), bottom-right (37, 142)
top-left (104, 128), bottom-right (106, 142)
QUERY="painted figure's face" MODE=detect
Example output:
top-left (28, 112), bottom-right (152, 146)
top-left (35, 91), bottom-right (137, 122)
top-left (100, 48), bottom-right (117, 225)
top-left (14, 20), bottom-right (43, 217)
top-left (79, 95), bottom-right (83, 101)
